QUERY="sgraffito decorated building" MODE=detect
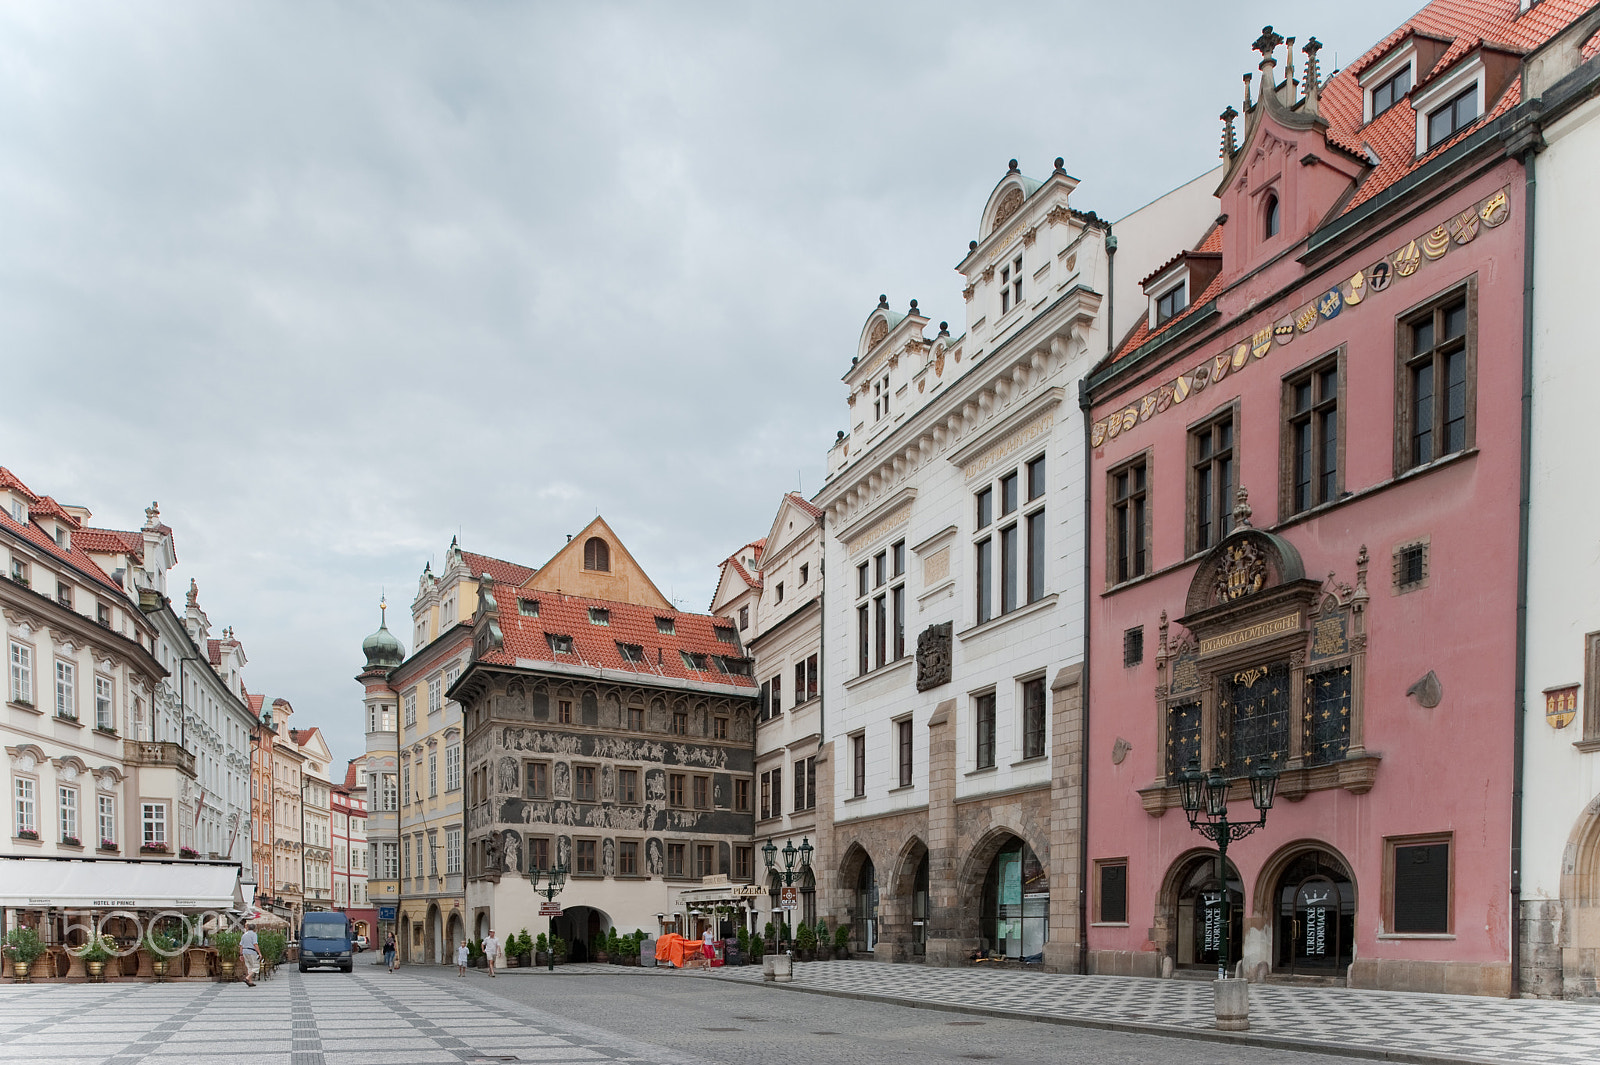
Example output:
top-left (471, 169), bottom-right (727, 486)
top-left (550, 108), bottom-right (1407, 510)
top-left (1082, 1), bottom-right (1598, 995)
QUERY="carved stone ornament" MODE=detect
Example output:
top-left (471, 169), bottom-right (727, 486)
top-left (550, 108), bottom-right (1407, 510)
top-left (869, 318), bottom-right (889, 347)
top-left (1407, 670), bottom-right (1443, 709)
top-left (915, 622), bottom-right (954, 692)
top-left (992, 186), bottom-right (1024, 232)
top-left (1214, 540), bottom-right (1268, 603)
top-left (1111, 737), bottom-right (1132, 765)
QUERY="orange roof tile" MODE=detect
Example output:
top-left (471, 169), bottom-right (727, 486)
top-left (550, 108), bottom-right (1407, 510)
top-left (0, 467), bottom-right (40, 503)
top-left (461, 550), bottom-right (536, 586)
top-left (74, 527), bottom-right (146, 563)
top-left (0, 506), bottom-right (130, 599)
top-left (785, 494), bottom-right (823, 520)
top-left (480, 583), bottom-right (756, 692)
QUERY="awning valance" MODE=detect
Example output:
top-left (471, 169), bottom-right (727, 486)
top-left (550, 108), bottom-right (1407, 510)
top-left (0, 857), bottom-right (243, 910)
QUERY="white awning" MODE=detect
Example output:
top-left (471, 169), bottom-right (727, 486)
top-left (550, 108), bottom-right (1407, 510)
top-left (0, 858), bottom-right (243, 910)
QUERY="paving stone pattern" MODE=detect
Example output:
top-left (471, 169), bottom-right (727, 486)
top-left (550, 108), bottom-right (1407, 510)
top-left (701, 959), bottom-right (1600, 1065)
top-left (0, 968), bottom-right (707, 1065)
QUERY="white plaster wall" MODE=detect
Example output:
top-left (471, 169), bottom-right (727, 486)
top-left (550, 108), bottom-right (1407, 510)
top-left (1522, 89), bottom-right (1600, 904)
top-left (1108, 165), bottom-right (1223, 344)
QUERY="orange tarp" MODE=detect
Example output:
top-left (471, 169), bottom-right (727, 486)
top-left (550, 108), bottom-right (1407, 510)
top-left (653, 934), bottom-right (704, 968)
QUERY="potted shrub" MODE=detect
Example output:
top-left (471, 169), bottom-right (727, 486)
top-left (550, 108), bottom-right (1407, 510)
top-left (259, 931), bottom-right (287, 979)
top-left (833, 924), bottom-right (851, 960)
top-left (213, 930), bottom-right (242, 980)
top-left (467, 937), bottom-right (485, 968)
top-left (762, 921), bottom-right (776, 954)
top-left (77, 933), bottom-right (117, 982)
top-left (794, 921), bottom-right (816, 962)
top-left (813, 920), bottom-right (832, 961)
top-left (591, 934), bottom-right (607, 964)
top-left (550, 935), bottom-right (567, 965)
top-left (735, 927), bottom-right (750, 964)
top-left (143, 926), bottom-right (180, 980)
top-left (534, 932), bottom-right (548, 967)
top-left (4, 927), bottom-right (46, 982)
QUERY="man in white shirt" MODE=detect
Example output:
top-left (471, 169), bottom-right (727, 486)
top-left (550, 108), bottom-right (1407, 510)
top-left (483, 929), bottom-right (500, 977)
top-left (239, 926), bottom-right (260, 988)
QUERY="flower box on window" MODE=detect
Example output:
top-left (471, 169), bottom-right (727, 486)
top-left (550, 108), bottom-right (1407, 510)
top-left (93, 726), bottom-right (118, 737)
top-left (140, 842), bottom-right (170, 854)
top-left (99, 839), bottom-right (117, 852)
top-left (17, 828), bottom-right (39, 841)
top-left (61, 835), bottom-right (80, 847)
top-left (179, 846), bottom-right (199, 859)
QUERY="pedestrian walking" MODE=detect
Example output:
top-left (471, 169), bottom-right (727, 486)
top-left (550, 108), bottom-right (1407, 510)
top-left (702, 925), bottom-right (716, 963)
top-left (483, 929), bottom-right (500, 977)
top-left (456, 940), bottom-right (468, 977)
top-left (240, 926), bottom-right (260, 987)
top-left (384, 931), bottom-right (397, 972)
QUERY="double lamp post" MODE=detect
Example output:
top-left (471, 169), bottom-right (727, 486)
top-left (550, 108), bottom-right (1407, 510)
top-left (527, 863), bottom-right (568, 972)
top-left (761, 836), bottom-right (811, 953)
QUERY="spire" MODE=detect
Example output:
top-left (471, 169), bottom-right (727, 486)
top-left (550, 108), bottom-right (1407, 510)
top-left (1282, 36), bottom-right (1297, 105)
top-left (1243, 72), bottom-right (1254, 112)
top-left (1220, 106), bottom-right (1239, 160)
top-left (1303, 37), bottom-right (1324, 114)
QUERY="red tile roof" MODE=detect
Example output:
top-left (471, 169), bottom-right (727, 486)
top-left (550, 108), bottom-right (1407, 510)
top-left (480, 583), bottom-right (756, 692)
top-left (1112, 224), bottom-right (1226, 359)
top-left (461, 550), bottom-right (536, 586)
top-left (29, 495), bottom-right (80, 528)
top-left (74, 527), bottom-right (146, 563)
top-left (207, 639), bottom-right (223, 666)
top-left (0, 467), bottom-right (39, 503)
top-left (292, 726), bottom-right (321, 747)
top-left (785, 494), bottom-right (823, 520)
top-left (342, 762), bottom-right (359, 790)
top-left (0, 504), bottom-right (131, 599)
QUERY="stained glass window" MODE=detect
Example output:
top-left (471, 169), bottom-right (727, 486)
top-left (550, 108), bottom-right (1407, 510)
top-left (1167, 701), bottom-right (1202, 780)
top-left (1221, 660), bottom-right (1290, 775)
top-left (1305, 666), bottom-right (1351, 766)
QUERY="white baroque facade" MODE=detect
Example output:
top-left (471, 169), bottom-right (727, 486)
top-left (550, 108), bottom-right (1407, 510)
top-left (813, 159), bottom-right (1107, 969)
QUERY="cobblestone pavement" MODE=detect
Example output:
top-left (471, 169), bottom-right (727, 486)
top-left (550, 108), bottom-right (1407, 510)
top-left (688, 958), bottom-right (1600, 1065)
top-left (0, 965), bottom-right (707, 1065)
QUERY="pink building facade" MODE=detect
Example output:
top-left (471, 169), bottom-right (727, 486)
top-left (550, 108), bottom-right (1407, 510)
top-left (1080, 3), bottom-right (1585, 996)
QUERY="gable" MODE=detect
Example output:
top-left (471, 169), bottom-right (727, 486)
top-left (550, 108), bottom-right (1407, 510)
top-left (521, 515), bottom-right (673, 611)
top-left (764, 495), bottom-right (822, 561)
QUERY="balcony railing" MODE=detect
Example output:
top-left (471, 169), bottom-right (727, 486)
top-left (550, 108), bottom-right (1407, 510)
top-left (122, 740), bottom-right (196, 775)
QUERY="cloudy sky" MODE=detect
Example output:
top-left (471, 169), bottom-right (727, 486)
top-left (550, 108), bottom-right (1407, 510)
top-left (0, 0), bottom-right (1415, 768)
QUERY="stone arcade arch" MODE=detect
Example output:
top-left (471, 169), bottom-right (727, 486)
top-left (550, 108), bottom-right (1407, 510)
top-left (887, 836), bottom-right (930, 960)
top-left (1558, 792), bottom-right (1600, 998)
top-left (953, 826), bottom-right (1050, 963)
top-left (837, 842), bottom-right (877, 953)
top-left (1254, 840), bottom-right (1356, 978)
top-left (425, 902), bottom-right (442, 964)
top-left (1159, 848), bottom-right (1244, 972)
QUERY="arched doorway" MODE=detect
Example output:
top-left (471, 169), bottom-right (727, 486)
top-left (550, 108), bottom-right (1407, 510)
top-left (1170, 853), bottom-right (1242, 971)
top-left (474, 910), bottom-right (489, 942)
top-left (445, 912), bottom-right (464, 965)
top-left (553, 906), bottom-right (609, 962)
top-left (912, 852), bottom-right (929, 956)
top-left (855, 858), bottom-right (879, 952)
top-left (399, 915), bottom-right (413, 963)
top-left (1271, 849), bottom-right (1355, 974)
top-left (425, 904), bottom-right (441, 964)
top-left (978, 835), bottom-right (1048, 961)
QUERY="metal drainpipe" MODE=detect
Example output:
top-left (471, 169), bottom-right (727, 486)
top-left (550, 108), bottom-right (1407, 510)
top-left (1510, 136), bottom-right (1538, 999)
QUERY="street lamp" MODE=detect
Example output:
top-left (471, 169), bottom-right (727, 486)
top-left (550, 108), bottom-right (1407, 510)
top-left (1175, 759), bottom-right (1278, 981)
top-left (760, 836), bottom-right (812, 952)
top-left (526, 862), bottom-right (568, 972)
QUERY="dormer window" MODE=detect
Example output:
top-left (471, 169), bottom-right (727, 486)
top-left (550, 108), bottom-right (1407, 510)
top-left (517, 597), bottom-right (539, 617)
top-left (617, 642), bottom-right (645, 665)
top-left (999, 255), bottom-right (1023, 313)
top-left (1370, 65), bottom-right (1412, 119)
top-left (1263, 195), bottom-right (1281, 240)
top-left (546, 633), bottom-right (574, 655)
top-left (656, 616), bottom-right (675, 635)
top-left (54, 526), bottom-right (68, 549)
top-left (1154, 281), bottom-right (1188, 327)
top-left (680, 651), bottom-right (708, 672)
top-left (588, 607), bottom-right (609, 626)
top-left (8, 499), bottom-right (24, 523)
top-left (1426, 86), bottom-right (1478, 150)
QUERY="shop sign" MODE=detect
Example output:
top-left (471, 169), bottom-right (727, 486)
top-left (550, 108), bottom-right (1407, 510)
top-left (1201, 892), bottom-right (1222, 953)
top-left (378, 906), bottom-right (397, 921)
top-left (540, 903), bottom-right (563, 917)
top-left (779, 887), bottom-right (798, 910)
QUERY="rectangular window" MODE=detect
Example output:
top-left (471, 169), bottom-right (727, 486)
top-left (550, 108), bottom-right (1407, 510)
top-left (975, 537), bottom-right (993, 624)
top-left (428, 752), bottom-right (438, 797)
top-left (525, 762), bottom-right (549, 799)
top-left (529, 836), bottom-right (550, 873)
top-left (55, 660), bottom-right (75, 718)
top-left (693, 775), bottom-right (709, 810)
top-left (1371, 64), bottom-right (1412, 118)
top-left (618, 768), bottom-right (639, 805)
top-left (800, 562), bottom-right (809, 585)
top-left (576, 838), bottom-right (597, 875)
top-left (695, 844), bottom-right (714, 879)
top-left (874, 594), bottom-right (887, 667)
top-left (1111, 457), bottom-right (1149, 583)
top-left (667, 843), bottom-right (686, 878)
top-left (794, 661), bottom-right (807, 704)
top-left (734, 845), bottom-right (753, 881)
top-left (381, 841), bottom-right (399, 880)
top-left (760, 771), bottom-right (772, 820)
top-left (1124, 627), bottom-right (1144, 667)
top-left (94, 676), bottom-right (114, 731)
top-left (975, 693), bottom-right (997, 769)
top-left (98, 794), bottom-right (115, 846)
top-left (852, 733), bottom-right (866, 798)
top-left (806, 654), bottom-right (819, 700)
top-left (59, 787), bottom-right (77, 842)
top-left (898, 718), bottom-right (913, 787)
top-left (402, 836), bottom-right (410, 879)
top-left (141, 802), bottom-right (167, 846)
top-left (445, 745), bottom-right (462, 792)
top-left (518, 597), bottom-right (539, 616)
top-left (735, 777), bottom-right (751, 812)
top-left (668, 773), bottom-right (685, 808)
top-left (1389, 835), bottom-right (1452, 934)
top-left (857, 603), bottom-right (870, 675)
top-left (1400, 292), bottom-right (1472, 471)
top-left (857, 562), bottom-right (869, 598)
top-left (15, 777), bottom-right (36, 835)
top-left (445, 828), bottom-right (462, 875)
top-left (1155, 281), bottom-right (1187, 325)
top-left (738, 605), bottom-right (749, 630)
top-left (806, 756), bottom-right (816, 811)
top-left (1026, 511), bottom-right (1045, 603)
top-left (619, 840), bottom-right (639, 875)
top-left (1000, 521), bottom-right (1019, 614)
top-left (1027, 455), bottom-right (1046, 501)
top-left (557, 699), bottom-right (573, 724)
top-left (874, 550), bottom-right (886, 587)
top-left (1221, 661), bottom-right (1291, 775)
top-left (977, 486), bottom-right (993, 529)
top-left (1097, 860), bottom-right (1129, 924)
top-left (759, 680), bottom-right (771, 721)
top-left (792, 758), bottom-right (808, 812)
top-left (1022, 677), bottom-right (1047, 760)
top-left (428, 678), bottom-right (441, 714)
top-left (9, 642), bottom-right (32, 704)
top-left (1191, 413), bottom-right (1235, 553)
top-left (428, 831), bottom-right (439, 875)
top-left (628, 705), bottom-right (645, 730)
top-left (56, 581), bottom-right (71, 608)
top-left (575, 765), bottom-right (596, 802)
top-left (404, 691), bottom-right (416, 726)
top-left (1426, 85), bottom-right (1478, 149)
top-left (1286, 357), bottom-right (1341, 514)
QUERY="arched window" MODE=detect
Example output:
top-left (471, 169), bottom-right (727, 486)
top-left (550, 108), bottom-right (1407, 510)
top-left (1264, 194), bottom-right (1281, 239)
top-left (583, 537), bottom-right (610, 572)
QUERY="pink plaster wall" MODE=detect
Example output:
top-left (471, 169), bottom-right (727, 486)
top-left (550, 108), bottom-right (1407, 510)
top-left (1086, 160), bottom-right (1524, 975)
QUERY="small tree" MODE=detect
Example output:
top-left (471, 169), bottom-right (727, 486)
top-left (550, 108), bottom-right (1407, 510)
top-left (213, 930), bottom-right (242, 962)
top-left (535, 932), bottom-right (548, 955)
top-left (834, 924), bottom-right (851, 952)
top-left (735, 926), bottom-right (750, 958)
top-left (3, 928), bottom-right (45, 966)
top-left (795, 922), bottom-right (816, 952)
top-left (550, 935), bottom-right (567, 961)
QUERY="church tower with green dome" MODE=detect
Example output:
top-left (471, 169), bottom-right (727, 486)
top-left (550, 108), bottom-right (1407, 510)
top-left (357, 598), bottom-right (405, 944)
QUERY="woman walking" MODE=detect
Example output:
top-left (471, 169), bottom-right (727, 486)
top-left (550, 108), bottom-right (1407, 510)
top-left (384, 931), bottom-right (397, 972)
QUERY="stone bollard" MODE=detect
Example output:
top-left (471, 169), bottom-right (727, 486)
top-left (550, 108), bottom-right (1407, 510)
top-left (1214, 977), bottom-right (1249, 1031)
top-left (762, 955), bottom-right (777, 981)
top-left (771, 953), bottom-right (793, 983)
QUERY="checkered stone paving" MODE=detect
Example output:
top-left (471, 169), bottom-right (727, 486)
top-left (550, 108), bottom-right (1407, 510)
top-left (0, 967), bottom-right (711, 1065)
top-left (701, 959), bottom-right (1600, 1065)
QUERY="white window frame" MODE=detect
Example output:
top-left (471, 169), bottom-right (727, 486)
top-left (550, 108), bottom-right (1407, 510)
top-left (445, 744), bottom-right (461, 793)
top-left (59, 786), bottom-right (78, 842)
top-left (54, 659), bottom-right (75, 719)
top-left (445, 827), bottom-right (462, 875)
top-left (1148, 269), bottom-right (1190, 330)
top-left (428, 676), bottom-right (441, 714)
top-left (404, 689), bottom-right (417, 727)
top-left (141, 801), bottom-right (168, 846)
top-left (382, 841), bottom-right (399, 880)
top-left (15, 776), bottom-right (37, 835)
top-left (97, 793), bottom-right (115, 847)
top-left (94, 675), bottom-right (114, 731)
top-left (9, 641), bottom-right (32, 705)
top-left (1360, 46), bottom-right (1417, 124)
top-left (1411, 58), bottom-right (1485, 156)
top-left (428, 751), bottom-right (438, 797)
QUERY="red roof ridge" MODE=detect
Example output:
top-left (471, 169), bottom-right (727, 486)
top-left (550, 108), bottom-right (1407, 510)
top-left (460, 550), bottom-right (537, 586)
top-left (0, 467), bottom-right (40, 503)
top-left (785, 493), bottom-right (823, 519)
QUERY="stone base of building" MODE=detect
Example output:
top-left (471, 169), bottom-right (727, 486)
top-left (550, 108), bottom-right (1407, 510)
top-left (1086, 949), bottom-right (1162, 978)
top-left (1347, 958), bottom-right (1511, 997)
top-left (1519, 897), bottom-right (1600, 1000)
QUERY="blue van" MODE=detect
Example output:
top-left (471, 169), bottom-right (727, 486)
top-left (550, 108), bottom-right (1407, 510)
top-left (299, 911), bottom-right (354, 973)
